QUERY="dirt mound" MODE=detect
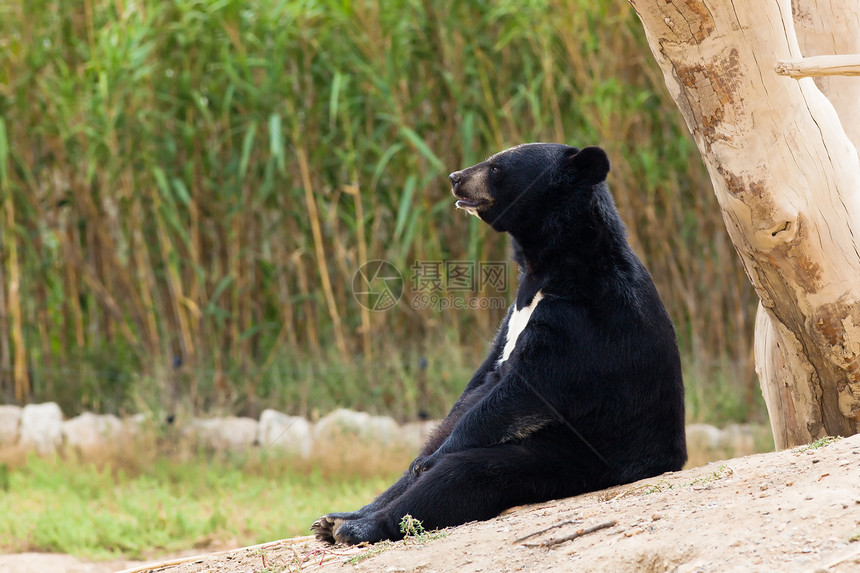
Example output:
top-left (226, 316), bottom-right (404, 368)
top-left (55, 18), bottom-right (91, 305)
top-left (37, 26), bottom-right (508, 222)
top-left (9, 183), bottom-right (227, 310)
top-left (119, 433), bottom-right (860, 573)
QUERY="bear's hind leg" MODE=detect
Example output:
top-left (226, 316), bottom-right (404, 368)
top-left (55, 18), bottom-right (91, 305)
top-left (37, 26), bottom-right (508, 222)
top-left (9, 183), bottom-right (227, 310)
top-left (333, 443), bottom-right (573, 544)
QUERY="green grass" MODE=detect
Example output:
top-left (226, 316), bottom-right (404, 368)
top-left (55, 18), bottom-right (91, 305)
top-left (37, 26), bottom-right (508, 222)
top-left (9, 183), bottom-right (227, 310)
top-left (343, 515), bottom-right (448, 566)
top-left (628, 464), bottom-right (734, 496)
top-left (0, 454), bottom-right (399, 561)
top-left (797, 436), bottom-right (841, 451)
top-left (398, 514), bottom-right (448, 543)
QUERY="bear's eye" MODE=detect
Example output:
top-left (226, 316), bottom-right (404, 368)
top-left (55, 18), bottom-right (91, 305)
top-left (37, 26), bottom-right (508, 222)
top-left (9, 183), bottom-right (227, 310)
top-left (490, 164), bottom-right (501, 174)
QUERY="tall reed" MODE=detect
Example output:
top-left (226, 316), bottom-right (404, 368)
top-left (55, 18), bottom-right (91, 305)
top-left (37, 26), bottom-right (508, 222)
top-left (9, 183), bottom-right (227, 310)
top-left (0, 0), bottom-right (758, 420)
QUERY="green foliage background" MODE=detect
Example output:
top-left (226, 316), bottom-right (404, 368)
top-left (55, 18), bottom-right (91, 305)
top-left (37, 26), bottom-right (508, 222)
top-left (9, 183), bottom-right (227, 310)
top-left (0, 0), bottom-right (760, 422)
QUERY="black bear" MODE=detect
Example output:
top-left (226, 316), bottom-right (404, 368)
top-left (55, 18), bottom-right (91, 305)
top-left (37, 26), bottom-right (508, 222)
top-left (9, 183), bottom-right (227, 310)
top-left (312, 143), bottom-right (686, 545)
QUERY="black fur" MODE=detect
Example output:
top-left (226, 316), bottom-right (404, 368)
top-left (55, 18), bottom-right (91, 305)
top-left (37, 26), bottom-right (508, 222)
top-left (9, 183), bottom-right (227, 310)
top-left (311, 143), bottom-right (686, 545)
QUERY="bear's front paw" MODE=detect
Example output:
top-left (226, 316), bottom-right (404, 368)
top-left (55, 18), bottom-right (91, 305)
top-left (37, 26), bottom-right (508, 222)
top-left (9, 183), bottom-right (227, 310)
top-left (333, 517), bottom-right (389, 545)
top-left (310, 515), bottom-right (344, 544)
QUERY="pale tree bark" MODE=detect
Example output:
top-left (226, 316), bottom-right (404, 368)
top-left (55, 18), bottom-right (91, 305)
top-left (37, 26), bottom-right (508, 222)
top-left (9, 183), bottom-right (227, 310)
top-left (628, 0), bottom-right (860, 448)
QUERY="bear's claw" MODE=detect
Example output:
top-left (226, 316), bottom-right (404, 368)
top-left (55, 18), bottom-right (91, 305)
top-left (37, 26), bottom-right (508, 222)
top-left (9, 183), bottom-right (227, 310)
top-left (310, 515), bottom-right (341, 544)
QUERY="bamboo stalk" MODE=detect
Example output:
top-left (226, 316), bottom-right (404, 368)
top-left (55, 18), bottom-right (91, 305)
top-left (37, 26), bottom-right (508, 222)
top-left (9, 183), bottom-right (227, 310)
top-left (295, 145), bottom-right (349, 358)
top-left (0, 250), bottom-right (9, 394)
top-left (293, 251), bottom-right (320, 356)
top-left (0, 119), bottom-right (12, 395)
top-left (130, 198), bottom-right (161, 361)
top-left (347, 183), bottom-right (372, 361)
top-left (189, 142), bottom-right (203, 367)
top-left (35, 279), bottom-right (53, 394)
top-left (0, 117), bottom-right (27, 401)
top-left (66, 165), bottom-right (151, 350)
top-left (25, 179), bottom-right (146, 361)
top-left (2, 178), bottom-right (28, 402)
top-left (271, 213), bottom-right (298, 349)
top-left (150, 184), bottom-right (194, 368)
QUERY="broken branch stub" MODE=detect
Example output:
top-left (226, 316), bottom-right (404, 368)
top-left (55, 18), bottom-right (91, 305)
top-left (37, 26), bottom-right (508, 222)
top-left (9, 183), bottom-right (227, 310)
top-left (775, 55), bottom-right (860, 78)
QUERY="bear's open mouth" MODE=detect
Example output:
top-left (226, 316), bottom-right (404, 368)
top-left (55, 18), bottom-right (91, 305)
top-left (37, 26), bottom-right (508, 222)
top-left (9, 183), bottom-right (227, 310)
top-left (454, 198), bottom-right (492, 211)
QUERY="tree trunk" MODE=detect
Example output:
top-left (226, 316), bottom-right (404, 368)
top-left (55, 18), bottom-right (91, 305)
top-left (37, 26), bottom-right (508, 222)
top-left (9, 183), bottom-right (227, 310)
top-left (628, 0), bottom-right (860, 448)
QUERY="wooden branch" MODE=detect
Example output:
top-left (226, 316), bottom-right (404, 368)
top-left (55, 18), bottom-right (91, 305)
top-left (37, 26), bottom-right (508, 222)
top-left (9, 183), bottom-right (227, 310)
top-left (114, 536), bottom-right (317, 573)
top-left (791, 0), bottom-right (860, 153)
top-left (775, 54), bottom-right (860, 78)
top-left (513, 519), bottom-right (577, 544)
top-left (522, 520), bottom-right (617, 548)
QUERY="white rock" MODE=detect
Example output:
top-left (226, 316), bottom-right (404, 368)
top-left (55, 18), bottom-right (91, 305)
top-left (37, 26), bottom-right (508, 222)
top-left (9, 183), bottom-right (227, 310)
top-left (0, 405), bottom-right (22, 447)
top-left (19, 402), bottom-right (64, 455)
top-left (314, 408), bottom-right (400, 447)
top-left (63, 413), bottom-right (123, 454)
top-left (685, 423), bottom-right (722, 451)
top-left (188, 417), bottom-right (258, 452)
top-left (121, 413), bottom-right (147, 438)
top-left (257, 409), bottom-right (313, 458)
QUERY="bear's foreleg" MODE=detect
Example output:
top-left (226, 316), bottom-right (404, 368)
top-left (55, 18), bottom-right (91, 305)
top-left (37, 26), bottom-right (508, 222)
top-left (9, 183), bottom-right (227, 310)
top-left (331, 442), bottom-right (571, 544)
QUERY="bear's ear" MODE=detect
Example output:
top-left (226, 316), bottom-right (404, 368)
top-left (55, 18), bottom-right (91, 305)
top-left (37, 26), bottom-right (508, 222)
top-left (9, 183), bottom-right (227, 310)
top-left (566, 146), bottom-right (610, 186)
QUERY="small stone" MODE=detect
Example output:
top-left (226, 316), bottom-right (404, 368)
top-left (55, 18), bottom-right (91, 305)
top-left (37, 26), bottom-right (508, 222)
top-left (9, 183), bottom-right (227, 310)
top-left (63, 413), bottom-right (123, 455)
top-left (0, 405), bottom-right (22, 446)
top-left (257, 410), bottom-right (313, 458)
top-left (20, 403), bottom-right (64, 455)
top-left (651, 513), bottom-right (662, 521)
top-left (188, 416), bottom-right (257, 452)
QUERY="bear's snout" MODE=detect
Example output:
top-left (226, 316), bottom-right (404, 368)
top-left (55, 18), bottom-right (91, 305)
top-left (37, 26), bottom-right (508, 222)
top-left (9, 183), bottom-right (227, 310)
top-left (449, 171), bottom-right (462, 189)
top-left (448, 164), bottom-right (492, 216)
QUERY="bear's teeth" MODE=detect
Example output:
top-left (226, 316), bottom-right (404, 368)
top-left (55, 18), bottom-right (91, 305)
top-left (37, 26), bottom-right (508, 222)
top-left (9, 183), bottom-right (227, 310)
top-left (456, 204), bottom-right (481, 217)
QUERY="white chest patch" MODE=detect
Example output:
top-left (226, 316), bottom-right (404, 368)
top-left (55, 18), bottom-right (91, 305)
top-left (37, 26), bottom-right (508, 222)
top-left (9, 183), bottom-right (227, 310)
top-left (498, 291), bottom-right (543, 365)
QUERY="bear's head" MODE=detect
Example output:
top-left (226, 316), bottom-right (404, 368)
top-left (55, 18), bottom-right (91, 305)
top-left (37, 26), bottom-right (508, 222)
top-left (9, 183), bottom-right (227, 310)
top-left (448, 143), bottom-right (610, 239)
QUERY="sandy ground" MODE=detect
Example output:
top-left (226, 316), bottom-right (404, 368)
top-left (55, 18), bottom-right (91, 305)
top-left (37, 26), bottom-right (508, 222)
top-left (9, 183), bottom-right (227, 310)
top-left (2, 432), bottom-right (857, 573)
top-left (0, 554), bottom-right (145, 573)
top-left (65, 432), bottom-right (858, 573)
